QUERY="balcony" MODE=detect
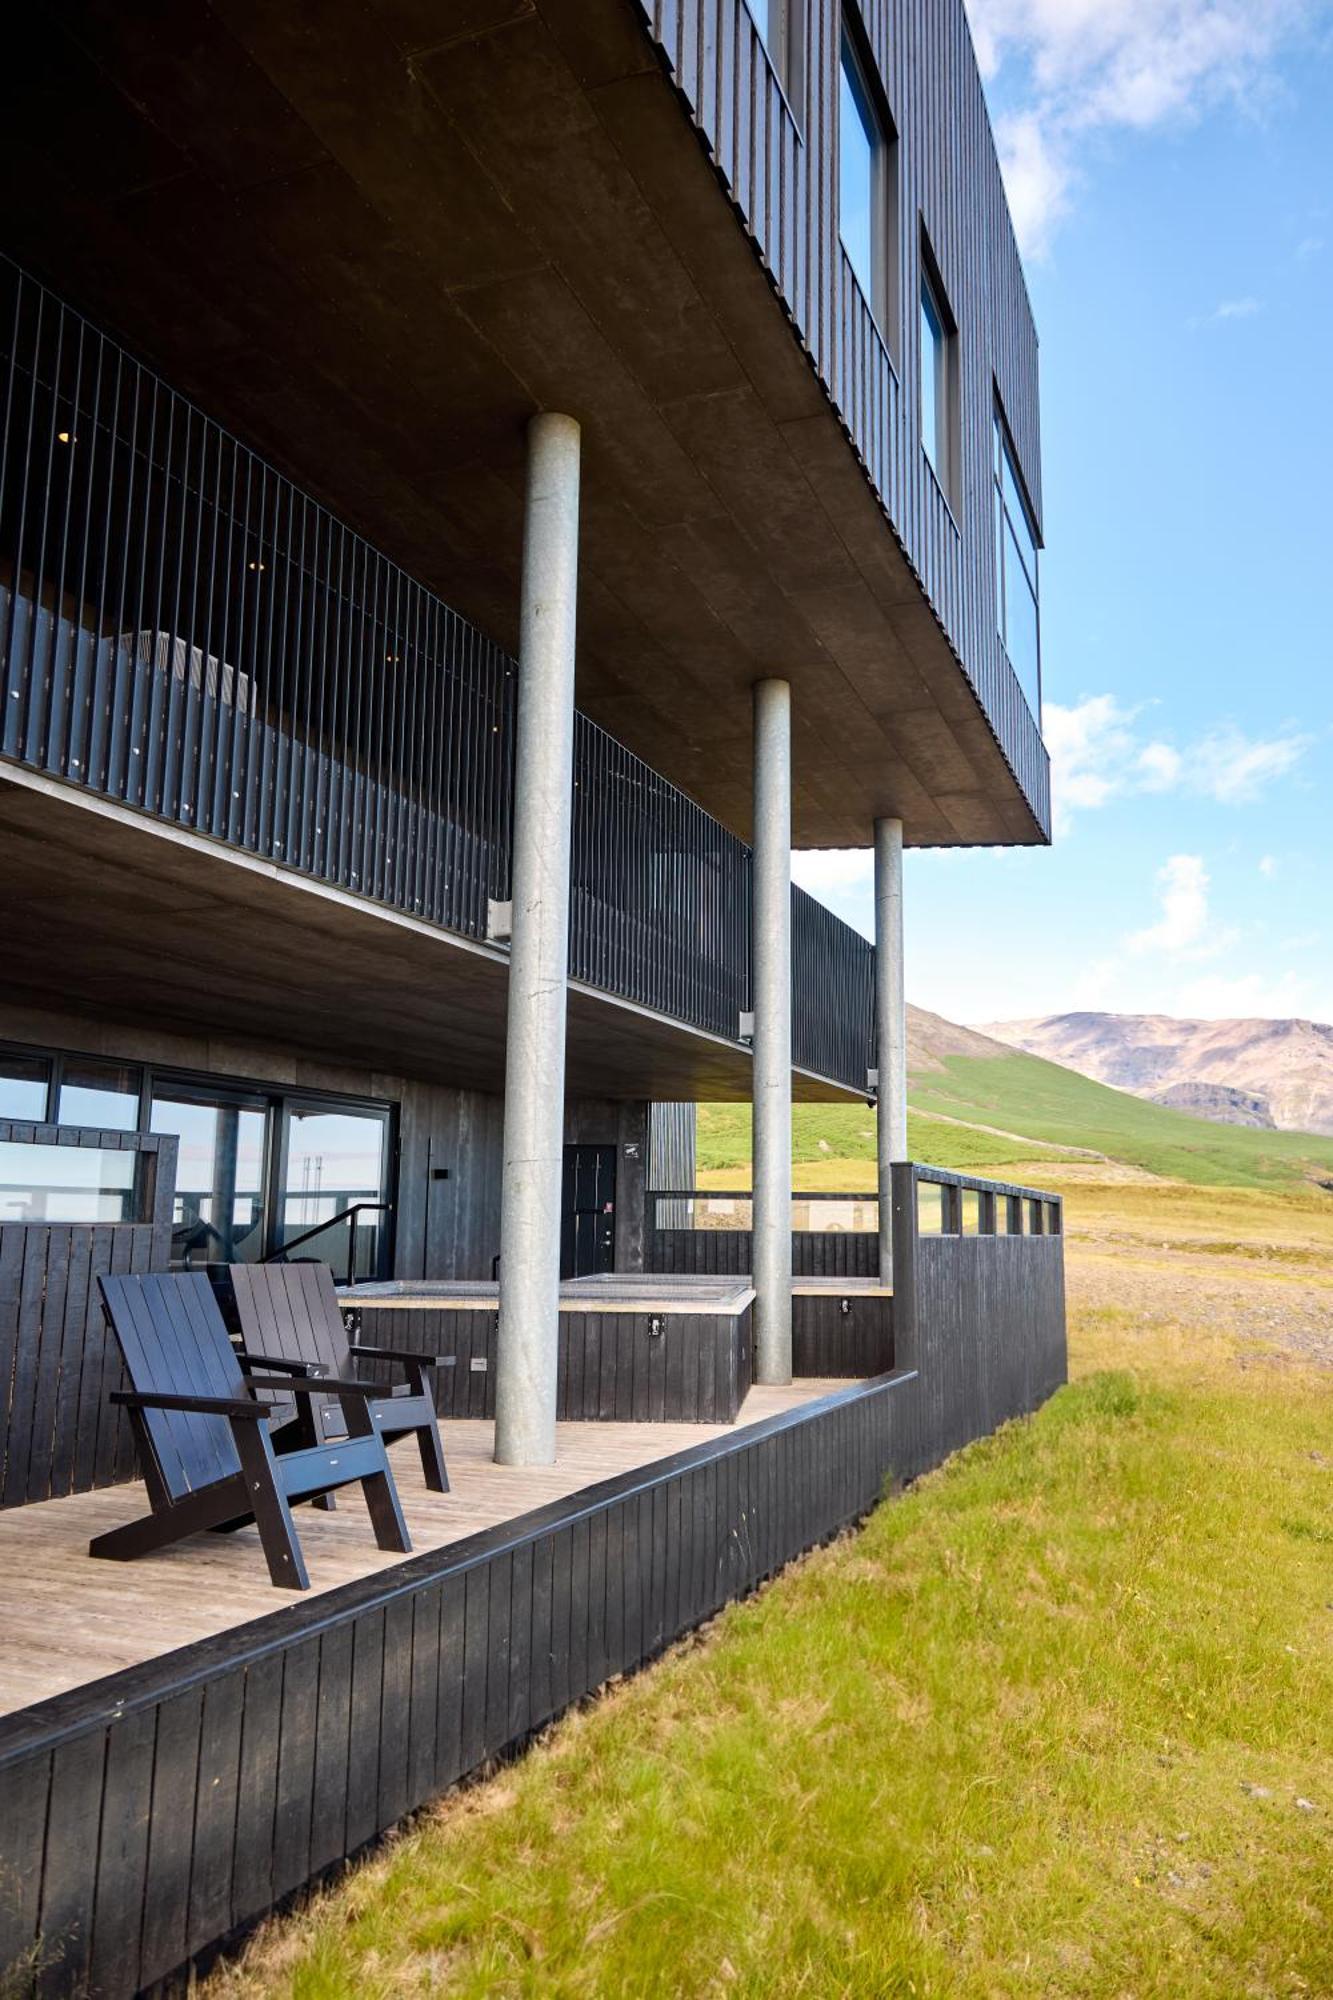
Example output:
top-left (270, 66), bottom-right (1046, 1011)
top-left (0, 258), bottom-right (873, 1098)
top-left (0, 3), bottom-right (1049, 854)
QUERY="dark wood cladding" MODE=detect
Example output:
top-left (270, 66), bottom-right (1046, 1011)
top-left (792, 1291), bottom-right (893, 1376)
top-left (637, 0), bottom-right (1049, 830)
top-left (643, 1207), bottom-right (889, 1371)
top-left (0, 1298), bottom-right (1065, 2000)
top-left (348, 1305), bottom-right (753, 1427)
top-left (890, 1162), bottom-right (1067, 1459)
top-left (648, 1228), bottom-right (879, 1277)
top-left (0, 1125), bottom-right (176, 1511)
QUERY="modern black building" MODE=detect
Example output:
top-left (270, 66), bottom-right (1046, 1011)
top-left (0, 4), bottom-right (1060, 1990)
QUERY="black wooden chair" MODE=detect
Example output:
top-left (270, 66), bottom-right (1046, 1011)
top-left (222, 1263), bottom-right (450, 1495)
top-left (94, 1271), bottom-right (412, 1590)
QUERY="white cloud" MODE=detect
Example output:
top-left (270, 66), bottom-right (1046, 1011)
top-left (1211, 296), bottom-right (1263, 319)
top-left (1127, 853), bottom-right (1213, 954)
top-left (1045, 694), bottom-right (1310, 833)
top-left (1258, 853), bottom-right (1277, 878)
top-left (965, 0), bottom-right (1319, 253)
top-left (1296, 233), bottom-right (1325, 260)
top-left (1188, 725), bottom-right (1311, 801)
top-left (791, 850), bottom-right (873, 900)
top-left (1171, 967), bottom-right (1317, 1015)
top-left (791, 849), bottom-right (875, 941)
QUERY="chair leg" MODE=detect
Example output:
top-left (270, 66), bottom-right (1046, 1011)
top-left (90, 1473), bottom-right (253, 1562)
top-left (233, 1421), bottom-right (311, 1589)
top-left (360, 1468), bottom-right (411, 1554)
top-left (416, 1414), bottom-right (450, 1494)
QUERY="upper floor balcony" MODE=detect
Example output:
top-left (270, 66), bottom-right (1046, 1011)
top-left (0, 259), bottom-right (873, 1101)
top-left (1, 0), bottom-right (1049, 860)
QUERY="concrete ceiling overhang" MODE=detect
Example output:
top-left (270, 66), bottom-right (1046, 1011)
top-left (0, 0), bottom-right (1043, 851)
top-left (0, 773), bottom-right (864, 1104)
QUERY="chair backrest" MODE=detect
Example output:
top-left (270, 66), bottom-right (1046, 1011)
top-left (227, 1262), bottom-right (352, 1381)
top-left (98, 1271), bottom-right (249, 1501)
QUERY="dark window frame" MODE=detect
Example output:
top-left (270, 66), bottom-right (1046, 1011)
top-left (744, 0), bottom-right (805, 111)
top-left (992, 395), bottom-right (1042, 719)
top-left (838, 12), bottom-right (901, 360)
top-left (919, 227), bottom-right (961, 514)
top-left (0, 1035), bottom-right (399, 1272)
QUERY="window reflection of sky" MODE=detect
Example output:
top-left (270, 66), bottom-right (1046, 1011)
top-left (839, 44), bottom-right (876, 304)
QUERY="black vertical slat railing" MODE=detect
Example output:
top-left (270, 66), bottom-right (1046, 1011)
top-left (0, 257), bottom-right (515, 942)
top-left (791, 884), bottom-right (876, 1090)
top-left (568, 719), bottom-right (751, 1044)
top-left (0, 256), bottom-right (875, 1090)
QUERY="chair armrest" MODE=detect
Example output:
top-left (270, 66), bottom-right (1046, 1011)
top-left (111, 1389), bottom-right (266, 1420)
top-left (245, 1373), bottom-right (384, 1400)
top-left (349, 1342), bottom-right (451, 1369)
top-left (236, 1350), bottom-right (325, 1377)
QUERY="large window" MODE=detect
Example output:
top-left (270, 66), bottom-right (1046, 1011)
top-left (0, 1142), bottom-right (142, 1225)
top-left (0, 1038), bottom-right (395, 1281)
top-left (57, 1057), bottom-right (141, 1131)
top-left (0, 1052), bottom-right (49, 1121)
top-left (993, 407), bottom-right (1041, 716)
top-left (920, 241), bottom-right (959, 508)
top-left (839, 22), bottom-right (898, 345)
top-left (151, 1089), bottom-right (268, 1266)
top-left (744, 0), bottom-right (802, 101)
top-left (278, 1105), bottom-right (391, 1282)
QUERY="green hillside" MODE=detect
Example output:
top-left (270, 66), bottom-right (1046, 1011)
top-left (696, 1101), bottom-right (1081, 1178)
top-left (700, 1046), bottom-right (1333, 1191)
top-left (911, 1048), bottom-right (1333, 1188)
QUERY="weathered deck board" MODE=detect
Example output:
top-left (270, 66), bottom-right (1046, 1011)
top-left (0, 1381), bottom-right (841, 1717)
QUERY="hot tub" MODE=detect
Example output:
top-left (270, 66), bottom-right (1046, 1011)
top-left (340, 1273), bottom-right (756, 1424)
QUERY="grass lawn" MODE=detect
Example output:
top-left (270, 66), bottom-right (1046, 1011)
top-left (216, 1171), bottom-right (1333, 2000)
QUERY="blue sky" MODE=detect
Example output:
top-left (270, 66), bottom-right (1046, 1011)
top-left (794, 0), bottom-right (1333, 1028)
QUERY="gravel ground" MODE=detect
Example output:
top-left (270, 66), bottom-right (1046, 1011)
top-left (1067, 1234), bottom-right (1333, 1368)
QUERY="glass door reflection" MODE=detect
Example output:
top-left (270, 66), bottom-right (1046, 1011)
top-left (278, 1106), bottom-right (390, 1282)
top-left (150, 1092), bottom-right (267, 1266)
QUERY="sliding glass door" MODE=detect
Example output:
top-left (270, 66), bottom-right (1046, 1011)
top-left (150, 1088), bottom-right (268, 1267)
top-left (276, 1104), bottom-right (391, 1281)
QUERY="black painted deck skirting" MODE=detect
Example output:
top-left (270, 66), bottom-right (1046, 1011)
top-left (349, 1304), bottom-right (754, 1424)
top-left (0, 1227), bottom-right (1065, 1999)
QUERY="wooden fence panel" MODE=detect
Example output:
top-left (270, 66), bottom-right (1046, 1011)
top-left (0, 1125), bottom-right (176, 1509)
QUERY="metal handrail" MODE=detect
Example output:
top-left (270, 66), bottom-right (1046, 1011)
top-left (260, 1200), bottom-right (391, 1268)
top-left (651, 1188), bottom-right (875, 1202)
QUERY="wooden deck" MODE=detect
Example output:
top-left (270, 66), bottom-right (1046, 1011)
top-left (0, 1380), bottom-right (841, 1718)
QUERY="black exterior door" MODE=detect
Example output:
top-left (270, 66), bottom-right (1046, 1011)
top-left (561, 1144), bottom-right (616, 1279)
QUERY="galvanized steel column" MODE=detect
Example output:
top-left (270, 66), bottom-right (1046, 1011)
top-left (495, 413), bottom-right (581, 1466)
top-left (874, 816), bottom-right (907, 1282)
top-left (751, 677), bottom-right (792, 1384)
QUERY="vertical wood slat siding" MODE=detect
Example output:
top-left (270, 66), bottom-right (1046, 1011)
top-left (0, 1125), bottom-right (176, 1510)
top-left (347, 1306), bottom-right (752, 1426)
top-left (0, 1227), bottom-right (1065, 2000)
top-left (790, 1292), bottom-right (893, 1377)
top-left (635, 0), bottom-right (1050, 836)
top-left (889, 1161), bottom-right (1067, 1473)
top-left (646, 1227), bottom-right (880, 1277)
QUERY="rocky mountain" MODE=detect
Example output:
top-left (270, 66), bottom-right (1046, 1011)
top-left (905, 1003), bottom-right (1013, 1074)
top-left (976, 1012), bottom-right (1333, 1136)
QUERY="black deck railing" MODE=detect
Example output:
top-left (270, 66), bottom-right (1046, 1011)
top-left (0, 257), bottom-right (872, 1088)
